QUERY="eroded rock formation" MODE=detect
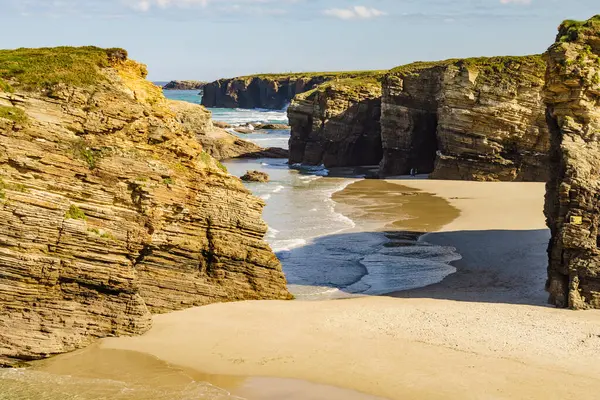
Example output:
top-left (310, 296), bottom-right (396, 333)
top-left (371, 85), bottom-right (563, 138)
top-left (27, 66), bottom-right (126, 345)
top-left (0, 47), bottom-right (290, 364)
top-left (288, 77), bottom-right (383, 167)
top-left (163, 80), bottom-right (206, 90)
top-left (380, 57), bottom-right (550, 181)
top-left (167, 99), bottom-right (267, 160)
top-left (201, 72), bottom-right (380, 109)
top-left (544, 15), bottom-right (600, 309)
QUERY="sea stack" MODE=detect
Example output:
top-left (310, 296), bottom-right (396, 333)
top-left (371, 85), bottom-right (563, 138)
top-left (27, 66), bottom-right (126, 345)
top-left (544, 15), bottom-right (600, 309)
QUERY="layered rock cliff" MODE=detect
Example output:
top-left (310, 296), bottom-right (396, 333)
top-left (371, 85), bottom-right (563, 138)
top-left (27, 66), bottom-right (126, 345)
top-left (380, 56), bottom-right (550, 181)
top-left (163, 80), bottom-right (206, 90)
top-left (288, 77), bottom-right (383, 167)
top-left (167, 99), bottom-right (269, 160)
top-left (544, 15), bottom-right (600, 309)
top-left (201, 72), bottom-right (382, 109)
top-left (0, 47), bottom-right (290, 364)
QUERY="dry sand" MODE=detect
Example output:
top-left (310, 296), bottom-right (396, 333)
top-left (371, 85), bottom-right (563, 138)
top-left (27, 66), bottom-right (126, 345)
top-left (101, 179), bottom-right (600, 400)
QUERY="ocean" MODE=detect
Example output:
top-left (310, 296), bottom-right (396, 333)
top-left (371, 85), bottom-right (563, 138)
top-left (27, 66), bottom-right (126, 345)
top-left (0, 90), bottom-right (460, 400)
top-left (162, 90), bottom-right (461, 299)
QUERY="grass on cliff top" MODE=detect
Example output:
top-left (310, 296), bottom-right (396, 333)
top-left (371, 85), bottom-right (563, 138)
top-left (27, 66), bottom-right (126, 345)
top-left (389, 55), bottom-right (545, 85)
top-left (390, 55), bottom-right (544, 76)
top-left (0, 46), bottom-right (128, 92)
top-left (235, 70), bottom-right (387, 81)
top-left (0, 105), bottom-right (27, 123)
top-left (558, 15), bottom-right (600, 43)
top-left (298, 75), bottom-right (384, 100)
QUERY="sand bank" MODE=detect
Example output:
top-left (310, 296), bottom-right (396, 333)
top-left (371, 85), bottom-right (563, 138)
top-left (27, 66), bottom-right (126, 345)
top-left (100, 179), bottom-right (600, 400)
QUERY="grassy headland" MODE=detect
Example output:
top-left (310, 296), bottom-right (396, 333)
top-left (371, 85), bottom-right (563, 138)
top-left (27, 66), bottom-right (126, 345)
top-left (0, 46), bottom-right (127, 92)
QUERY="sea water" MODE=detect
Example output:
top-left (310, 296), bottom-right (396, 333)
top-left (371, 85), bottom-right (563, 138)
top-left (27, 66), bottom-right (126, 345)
top-left (0, 91), bottom-right (460, 400)
top-left (159, 90), bottom-right (460, 299)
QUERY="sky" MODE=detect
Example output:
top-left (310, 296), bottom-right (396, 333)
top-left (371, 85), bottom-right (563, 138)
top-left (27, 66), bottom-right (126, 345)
top-left (0, 0), bottom-right (598, 81)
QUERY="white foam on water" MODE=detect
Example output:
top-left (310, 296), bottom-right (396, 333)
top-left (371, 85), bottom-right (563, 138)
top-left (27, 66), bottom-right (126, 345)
top-left (272, 185), bottom-right (285, 193)
top-left (266, 227), bottom-right (279, 239)
top-left (260, 194), bottom-right (272, 201)
top-left (272, 238), bottom-right (308, 253)
top-left (211, 108), bottom-right (288, 125)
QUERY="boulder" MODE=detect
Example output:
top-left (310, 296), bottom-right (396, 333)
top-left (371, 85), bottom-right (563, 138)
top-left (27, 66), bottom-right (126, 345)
top-left (241, 170), bottom-right (270, 182)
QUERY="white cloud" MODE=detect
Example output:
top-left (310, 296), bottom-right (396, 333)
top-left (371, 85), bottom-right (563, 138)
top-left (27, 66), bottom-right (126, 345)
top-left (499, 0), bottom-right (532, 4)
top-left (323, 5), bottom-right (387, 20)
top-left (126, 0), bottom-right (300, 11)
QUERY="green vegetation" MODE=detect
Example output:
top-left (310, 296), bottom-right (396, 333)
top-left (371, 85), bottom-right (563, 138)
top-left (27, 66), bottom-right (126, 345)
top-left (72, 140), bottom-right (106, 170)
top-left (298, 75), bottom-right (383, 101)
top-left (162, 177), bottom-right (174, 185)
top-left (217, 161), bottom-right (228, 173)
top-left (558, 15), bottom-right (600, 43)
top-left (390, 60), bottom-right (454, 75)
top-left (236, 70), bottom-right (387, 80)
top-left (0, 105), bottom-right (27, 123)
top-left (172, 161), bottom-right (188, 173)
top-left (0, 46), bottom-right (127, 92)
top-left (389, 55), bottom-right (545, 86)
top-left (88, 227), bottom-right (116, 241)
top-left (199, 151), bottom-right (212, 165)
top-left (65, 204), bottom-right (87, 220)
top-left (100, 231), bottom-right (116, 240)
top-left (0, 178), bottom-right (28, 195)
top-left (0, 79), bottom-right (13, 93)
top-left (391, 55), bottom-right (544, 78)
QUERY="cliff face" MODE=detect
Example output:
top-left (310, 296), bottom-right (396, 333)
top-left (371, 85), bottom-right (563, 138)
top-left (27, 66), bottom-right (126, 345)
top-left (544, 16), bottom-right (600, 309)
top-left (167, 99), bottom-right (266, 160)
top-left (202, 75), bottom-right (329, 109)
top-left (0, 47), bottom-right (290, 364)
top-left (288, 77), bottom-right (383, 167)
top-left (201, 72), bottom-right (383, 110)
top-left (381, 57), bottom-right (550, 181)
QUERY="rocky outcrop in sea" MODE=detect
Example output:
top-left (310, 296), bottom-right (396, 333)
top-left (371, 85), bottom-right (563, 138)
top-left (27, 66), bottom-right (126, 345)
top-left (544, 15), bottom-right (600, 309)
top-left (0, 47), bottom-right (291, 365)
top-left (201, 72), bottom-right (382, 109)
top-left (167, 99), bottom-right (269, 160)
top-left (162, 80), bottom-right (206, 90)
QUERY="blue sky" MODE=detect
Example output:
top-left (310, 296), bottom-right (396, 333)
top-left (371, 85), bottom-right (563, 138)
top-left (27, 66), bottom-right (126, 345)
top-left (0, 1), bottom-right (598, 81)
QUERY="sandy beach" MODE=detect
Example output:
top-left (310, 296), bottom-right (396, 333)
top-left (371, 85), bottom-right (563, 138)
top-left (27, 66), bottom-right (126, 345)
top-left (90, 179), bottom-right (600, 399)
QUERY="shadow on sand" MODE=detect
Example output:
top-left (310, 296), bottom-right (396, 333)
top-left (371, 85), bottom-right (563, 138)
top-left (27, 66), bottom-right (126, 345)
top-left (279, 228), bottom-right (551, 307)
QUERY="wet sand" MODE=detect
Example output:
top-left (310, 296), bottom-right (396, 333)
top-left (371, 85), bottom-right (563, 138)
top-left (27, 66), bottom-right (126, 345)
top-left (21, 346), bottom-right (383, 400)
top-left (68, 179), bottom-right (600, 399)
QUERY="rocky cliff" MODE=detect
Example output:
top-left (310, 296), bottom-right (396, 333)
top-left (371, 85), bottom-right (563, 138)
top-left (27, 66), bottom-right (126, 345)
top-left (167, 99), bottom-right (269, 160)
top-left (163, 80), bottom-right (206, 90)
top-left (0, 46), bottom-right (290, 365)
top-left (380, 56), bottom-right (550, 181)
top-left (544, 15), bottom-right (600, 309)
top-left (201, 71), bottom-right (383, 109)
top-left (288, 76), bottom-right (383, 167)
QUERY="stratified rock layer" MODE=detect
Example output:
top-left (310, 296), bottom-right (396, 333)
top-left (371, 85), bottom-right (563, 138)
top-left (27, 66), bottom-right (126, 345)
top-left (0, 47), bottom-right (290, 363)
top-left (288, 77), bottom-right (383, 167)
top-left (167, 99), bottom-right (265, 160)
top-left (544, 16), bottom-right (600, 309)
top-left (380, 57), bottom-right (550, 181)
